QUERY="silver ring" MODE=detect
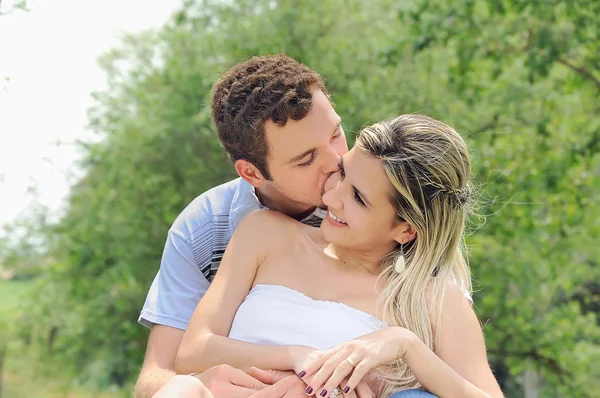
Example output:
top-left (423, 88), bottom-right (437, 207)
top-left (329, 387), bottom-right (343, 398)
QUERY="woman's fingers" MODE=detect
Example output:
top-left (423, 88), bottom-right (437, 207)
top-left (298, 349), bottom-right (335, 379)
top-left (305, 349), bottom-right (356, 397)
top-left (340, 375), bottom-right (357, 398)
top-left (317, 356), bottom-right (357, 397)
top-left (340, 358), bottom-right (375, 395)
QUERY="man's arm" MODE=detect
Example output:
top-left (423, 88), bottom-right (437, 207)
top-left (175, 211), bottom-right (307, 374)
top-left (135, 325), bottom-right (185, 398)
top-left (135, 204), bottom-right (213, 396)
top-left (151, 374), bottom-right (213, 398)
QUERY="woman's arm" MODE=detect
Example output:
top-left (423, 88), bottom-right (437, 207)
top-left (175, 210), bottom-right (307, 375)
top-left (402, 282), bottom-right (503, 398)
top-left (297, 282), bottom-right (503, 398)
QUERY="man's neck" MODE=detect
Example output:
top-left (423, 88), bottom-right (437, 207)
top-left (256, 185), bottom-right (317, 221)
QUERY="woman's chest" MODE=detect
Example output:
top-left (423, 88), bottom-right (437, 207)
top-left (254, 247), bottom-right (381, 319)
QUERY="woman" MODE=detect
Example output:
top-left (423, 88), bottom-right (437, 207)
top-left (175, 114), bottom-right (503, 398)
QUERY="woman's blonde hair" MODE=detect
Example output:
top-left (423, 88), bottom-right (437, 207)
top-left (355, 114), bottom-right (474, 395)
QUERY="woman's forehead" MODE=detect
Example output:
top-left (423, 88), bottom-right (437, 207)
top-left (345, 148), bottom-right (395, 206)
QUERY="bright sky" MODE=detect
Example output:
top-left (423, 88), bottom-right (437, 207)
top-left (0, 0), bottom-right (181, 232)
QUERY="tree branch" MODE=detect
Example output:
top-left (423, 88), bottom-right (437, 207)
top-left (556, 58), bottom-right (600, 92)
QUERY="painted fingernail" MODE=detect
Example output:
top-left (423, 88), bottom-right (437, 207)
top-left (320, 389), bottom-right (328, 397)
top-left (305, 386), bottom-right (313, 394)
top-left (298, 370), bottom-right (306, 377)
top-left (343, 386), bottom-right (350, 393)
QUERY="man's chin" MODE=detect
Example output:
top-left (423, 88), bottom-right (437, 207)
top-left (314, 199), bottom-right (326, 209)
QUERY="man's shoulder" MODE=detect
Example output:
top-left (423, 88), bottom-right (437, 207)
top-left (170, 178), bottom-right (242, 242)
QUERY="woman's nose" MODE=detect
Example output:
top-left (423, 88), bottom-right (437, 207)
top-left (322, 177), bottom-right (343, 209)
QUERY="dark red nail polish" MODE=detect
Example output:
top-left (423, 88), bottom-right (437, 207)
top-left (298, 370), bottom-right (306, 377)
top-left (305, 386), bottom-right (313, 394)
top-left (320, 389), bottom-right (328, 397)
top-left (343, 386), bottom-right (350, 393)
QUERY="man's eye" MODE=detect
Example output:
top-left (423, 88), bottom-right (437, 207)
top-left (298, 156), bottom-right (315, 167)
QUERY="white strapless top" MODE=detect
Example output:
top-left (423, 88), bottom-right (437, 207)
top-left (228, 284), bottom-right (388, 350)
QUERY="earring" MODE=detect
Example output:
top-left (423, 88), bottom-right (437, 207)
top-left (394, 244), bottom-right (405, 273)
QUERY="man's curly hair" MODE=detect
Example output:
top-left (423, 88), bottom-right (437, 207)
top-left (211, 54), bottom-right (329, 179)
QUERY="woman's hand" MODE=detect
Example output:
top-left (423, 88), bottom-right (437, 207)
top-left (289, 345), bottom-right (320, 373)
top-left (297, 327), bottom-right (418, 397)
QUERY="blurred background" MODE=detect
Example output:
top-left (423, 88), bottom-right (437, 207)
top-left (0, 0), bottom-right (598, 397)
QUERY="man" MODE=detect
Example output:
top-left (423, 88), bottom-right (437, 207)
top-left (134, 54), bottom-right (348, 398)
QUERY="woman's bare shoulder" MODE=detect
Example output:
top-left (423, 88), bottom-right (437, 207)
top-left (235, 209), bottom-right (308, 249)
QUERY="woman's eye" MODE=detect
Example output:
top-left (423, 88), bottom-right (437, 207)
top-left (354, 188), bottom-right (366, 206)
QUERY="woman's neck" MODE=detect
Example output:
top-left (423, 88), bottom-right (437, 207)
top-left (325, 244), bottom-right (390, 275)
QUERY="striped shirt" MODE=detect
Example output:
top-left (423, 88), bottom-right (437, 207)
top-left (138, 178), bottom-right (324, 330)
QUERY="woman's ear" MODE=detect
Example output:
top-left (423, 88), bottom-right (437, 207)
top-left (394, 222), bottom-right (417, 245)
top-left (235, 159), bottom-right (267, 188)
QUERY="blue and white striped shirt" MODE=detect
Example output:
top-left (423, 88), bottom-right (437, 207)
top-left (139, 178), bottom-right (324, 330)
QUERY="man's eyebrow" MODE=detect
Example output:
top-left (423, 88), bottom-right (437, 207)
top-left (288, 148), bottom-right (316, 164)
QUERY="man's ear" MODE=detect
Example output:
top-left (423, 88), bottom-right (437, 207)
top-left (234, 159), bottom-right (267, 188)
top-left (394, 222), bottom-right (417, 245)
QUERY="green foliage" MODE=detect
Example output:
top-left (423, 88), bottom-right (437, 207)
top-left (393, 1), bottom-right (600, 395)
top-left (7, 0), bottom-right (599, 396)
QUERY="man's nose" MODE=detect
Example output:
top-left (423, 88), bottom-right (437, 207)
top-left (322, 147), bottom-right (341, 175)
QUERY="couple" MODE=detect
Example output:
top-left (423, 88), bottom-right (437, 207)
top-left (135, 55), bottom-right (503, 398)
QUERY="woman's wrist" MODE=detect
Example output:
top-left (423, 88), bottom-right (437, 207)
top-left (288, 345), bottom-right (314, 372)
top-left (389, 326), bottom-right (420, 361)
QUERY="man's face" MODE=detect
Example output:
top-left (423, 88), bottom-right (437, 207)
top-left (263, 89), bottom-right (348, 208)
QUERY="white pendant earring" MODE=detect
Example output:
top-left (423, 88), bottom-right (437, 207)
top-left (394, 244), bottom-right (406, 273)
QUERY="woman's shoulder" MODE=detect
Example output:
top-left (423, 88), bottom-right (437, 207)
top-left (425, 279), bottom-right (476, 331)
top-left (234, 209), bottom-right (308, 247)
top-left (425, 280), bottom-right (472, 308)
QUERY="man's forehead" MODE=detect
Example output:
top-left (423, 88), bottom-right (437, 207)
top-left (266, 117), bottom-right (341, 161)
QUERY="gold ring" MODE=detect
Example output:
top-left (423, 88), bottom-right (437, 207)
top-left (344, 357), bottom-right (356, 367)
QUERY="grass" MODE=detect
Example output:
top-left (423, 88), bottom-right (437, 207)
top-left (0, 278), bottom-right (125, 398)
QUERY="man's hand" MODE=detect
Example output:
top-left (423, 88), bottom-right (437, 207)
top-left (246, 367), bottom-right (376, 398)
top-left (197, 364), bottom-right (269, 398)
top-left (248, 372), bottom-right (308, 398)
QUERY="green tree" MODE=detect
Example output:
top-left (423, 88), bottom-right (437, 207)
top-left (12, 0), bottom-right (598, 396)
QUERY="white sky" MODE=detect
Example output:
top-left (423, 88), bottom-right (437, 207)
top-left (0, 0), bottom-right (181, 233)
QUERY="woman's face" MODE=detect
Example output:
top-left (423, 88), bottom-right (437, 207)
top-left (321, 146), bottom-right (410, 253)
